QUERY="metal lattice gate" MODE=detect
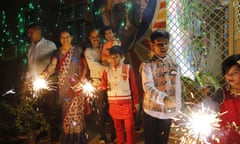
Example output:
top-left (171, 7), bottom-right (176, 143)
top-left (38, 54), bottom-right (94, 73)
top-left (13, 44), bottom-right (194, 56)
top-left (165, 0), bottom-right (230, 143)
top-left (167, 0), bottom-right (229, 102)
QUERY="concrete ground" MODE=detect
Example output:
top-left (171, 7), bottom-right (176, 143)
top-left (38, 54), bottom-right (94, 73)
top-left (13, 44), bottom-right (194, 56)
top-left (85, 115), bottom-right (184, 144)
top-left (85, 115), bottom-right (144, 144)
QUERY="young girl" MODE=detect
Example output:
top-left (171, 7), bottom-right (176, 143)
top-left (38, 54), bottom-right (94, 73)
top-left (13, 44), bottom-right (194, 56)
top-left (212, 54), bottom-right (240, 143)
top-left (100, 45), bottom-right (139, 144)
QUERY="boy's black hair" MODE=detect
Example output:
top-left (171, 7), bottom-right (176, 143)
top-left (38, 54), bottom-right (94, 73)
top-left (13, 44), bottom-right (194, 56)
top-left (103, 26), bottom-right (116, 34)
top-left (109, 45), bottom-right (124, 55)
top-left (150, 30), bottom-right (170, 42)
top-left (222, 54), bottom-right (240, 75)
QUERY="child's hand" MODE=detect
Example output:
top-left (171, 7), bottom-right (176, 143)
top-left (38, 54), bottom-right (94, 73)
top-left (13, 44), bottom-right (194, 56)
top-left (163, 97), bottom-right (176, 108)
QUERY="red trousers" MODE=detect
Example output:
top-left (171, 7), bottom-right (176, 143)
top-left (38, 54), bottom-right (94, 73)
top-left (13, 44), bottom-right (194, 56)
top-left (109, 103), bottom-right (135, 144)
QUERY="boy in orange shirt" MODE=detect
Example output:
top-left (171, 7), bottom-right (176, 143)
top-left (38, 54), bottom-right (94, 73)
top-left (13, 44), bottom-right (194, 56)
top-left (101, 26), bottom-right (121, 66)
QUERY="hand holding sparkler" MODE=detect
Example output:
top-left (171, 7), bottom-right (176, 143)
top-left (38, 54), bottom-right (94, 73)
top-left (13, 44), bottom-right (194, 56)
top-left (33, 78), bottom-right (48, 91)
top-left (71, 80), bottom-right (96, 97)
top-left (31, 77), bottom-right (49, 98)
top-left (163, 97), bottom-right (176, 108)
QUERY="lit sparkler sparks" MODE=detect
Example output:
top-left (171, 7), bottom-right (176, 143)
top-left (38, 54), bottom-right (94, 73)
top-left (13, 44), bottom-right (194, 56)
top-left (174, 103), bottom-right (222, 144)
top-left (81, 81), bottom-right (96, 97)
top-left (32, 78), bottom-right (48, 98)
top-left (29, 77), bottom-right (57, 98)
top-left (72, 80), bottom-right (96, 98)
top-left (33, 78), bottom-right (48, 91)
top-left (226, 121), bottom-right (240, 135)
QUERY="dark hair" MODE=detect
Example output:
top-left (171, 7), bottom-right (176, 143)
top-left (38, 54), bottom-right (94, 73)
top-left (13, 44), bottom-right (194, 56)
top-left (150, 30), bottom-right (170, 42)
top-left (88, 28), bottom-right (100, 37)
top-left (59, 28), bottom-right (73, 36)
top-left (103, 26), bottom-right (116, 34)
top-left (27, 23), bottom-right (42, 30)
top-left (109, 45), bottom-right (124, 55)
top-left (27, 23), bottom-right (42, 33)
top-left (222, 54), bottom-right (240, 75)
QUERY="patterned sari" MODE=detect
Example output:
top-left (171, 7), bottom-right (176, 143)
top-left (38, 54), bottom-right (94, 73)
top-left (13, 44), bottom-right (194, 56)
top-left (55, 46), bottom-right (87, 144)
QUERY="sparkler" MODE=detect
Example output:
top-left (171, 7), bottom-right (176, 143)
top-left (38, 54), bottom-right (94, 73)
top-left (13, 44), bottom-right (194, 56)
top-left (71, 80), bottom-right (96, 98)
top-left (32, 77), bottom-right (48, 98)
top-left (71, 79), bottom-right (96, 116)
top-left (33, 78), bottom-right (48, 91)
top-left (173, 103), bottom-right (222, 144)
top-left (29, 77), bottom-right (57, 98)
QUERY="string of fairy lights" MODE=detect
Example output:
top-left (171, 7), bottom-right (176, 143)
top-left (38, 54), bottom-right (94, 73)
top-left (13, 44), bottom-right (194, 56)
top-left (0, 2), bottom-right (44, 63)
top-left (0, 0), bottom-right (134, 62)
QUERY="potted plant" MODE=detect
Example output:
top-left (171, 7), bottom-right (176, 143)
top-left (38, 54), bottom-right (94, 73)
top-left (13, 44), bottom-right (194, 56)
top-left (15, 95), bottom-right (50, 144)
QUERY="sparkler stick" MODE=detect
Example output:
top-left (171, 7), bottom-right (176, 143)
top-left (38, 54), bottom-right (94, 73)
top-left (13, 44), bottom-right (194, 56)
top-left (2, 88), bottom-right (16, 96)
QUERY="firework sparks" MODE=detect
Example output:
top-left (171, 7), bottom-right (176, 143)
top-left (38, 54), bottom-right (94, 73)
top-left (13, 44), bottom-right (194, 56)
top-left (31, 78), bottom-right (48, 98)
top-left (72, 80), bottom-right (96, 98)
top-left (28, 77), bottom-right (57, 98)
top-left (226, 121), bottom-right (240, 135)
top-left (33, 78), bottom-right (48, 91)
top-left (173, 103), bottom-right (222, 144)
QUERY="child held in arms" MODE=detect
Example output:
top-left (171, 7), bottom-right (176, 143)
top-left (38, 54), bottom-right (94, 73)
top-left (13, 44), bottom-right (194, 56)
top-left (101, 26), bottom-right (121, 66)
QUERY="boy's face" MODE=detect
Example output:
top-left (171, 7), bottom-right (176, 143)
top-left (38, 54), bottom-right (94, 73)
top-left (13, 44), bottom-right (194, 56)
top-left (105, 29), bottom-right (115, 41)
top-left (109, 54), bottom-right (121, 66)
top-left (151, 38), bottom-right (169, 57)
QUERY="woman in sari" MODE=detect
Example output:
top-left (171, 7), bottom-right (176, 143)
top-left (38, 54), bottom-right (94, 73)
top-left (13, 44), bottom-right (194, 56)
top-left (41, 29), bottom-right (88, 144)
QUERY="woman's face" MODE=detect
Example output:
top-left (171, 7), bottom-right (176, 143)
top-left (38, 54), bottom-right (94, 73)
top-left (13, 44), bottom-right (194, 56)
top-left (224, 65), bottom-right (240, 89)
top-left (60, 31), bottom-right (73, 46)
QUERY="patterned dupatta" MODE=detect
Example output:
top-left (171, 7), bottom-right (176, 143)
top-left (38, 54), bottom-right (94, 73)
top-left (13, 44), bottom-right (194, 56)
top-left (58, 47), bottom-right (74, 90)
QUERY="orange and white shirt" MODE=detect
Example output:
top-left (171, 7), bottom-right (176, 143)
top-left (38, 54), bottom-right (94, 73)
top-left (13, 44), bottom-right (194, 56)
top-left (100, 64), bottom-right (138, 105)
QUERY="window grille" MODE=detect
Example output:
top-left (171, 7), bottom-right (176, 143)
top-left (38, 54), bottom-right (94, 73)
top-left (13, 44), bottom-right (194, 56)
top-left (166, 0), bottom-right (229, 143)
